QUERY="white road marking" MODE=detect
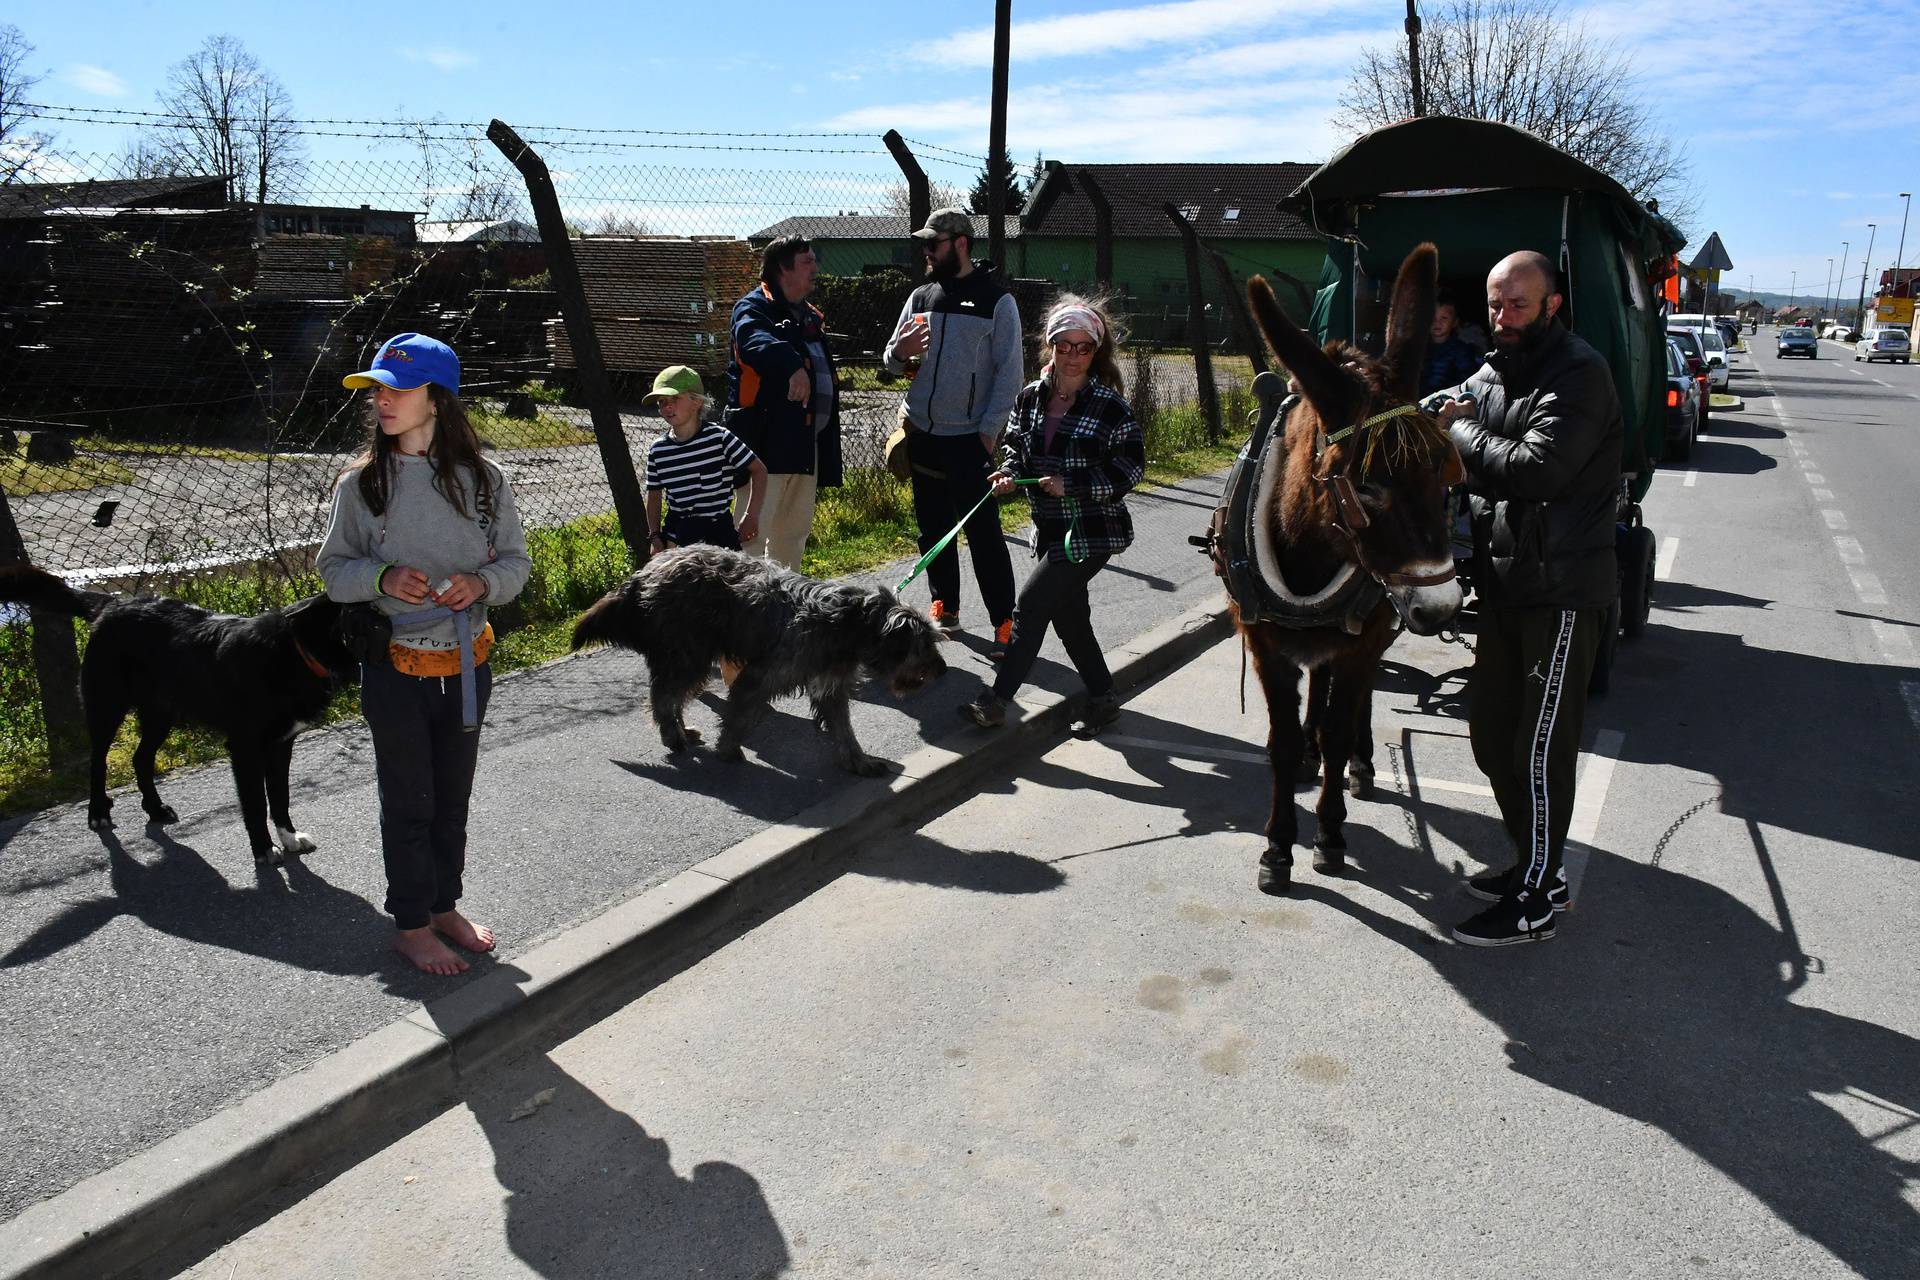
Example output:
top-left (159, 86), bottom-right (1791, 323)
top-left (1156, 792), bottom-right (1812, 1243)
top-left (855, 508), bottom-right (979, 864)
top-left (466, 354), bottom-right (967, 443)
top-left (1655, 537), bottom-right (1680, 580)
top-left (1683, 469), bottom-right (1698, 488)
top-left (1834, 536), bottom-right (1866, 565)
top-left (1848, 568), bottom-right (1889, 606)
top-left (1563, 729), bottom-right (1627, 902)
top-left (1798, 458), bottom-right (1818, 470)
top-left (1805, 473), bottom-right (1826, 485)
top-left (1822, 509), bottom-right (1849, 531)
top-left (1901, 681), bottom-right (1920, 739)
top-left (1812, 488), bottom-right (1835, 501)
top-left (1871, 622), bottom-right (1915, 660)
top-left (1872, 378), bottom-right (1891, 387)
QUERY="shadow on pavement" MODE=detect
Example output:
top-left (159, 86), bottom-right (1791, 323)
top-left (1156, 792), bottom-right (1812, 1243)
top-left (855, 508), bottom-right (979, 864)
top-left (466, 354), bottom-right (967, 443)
top-left (1291, 810), bottom-right (1920, 1280)
top-left (470, 1052), bottom-right (791, 1280)
top-left (853, 830), bottom-right (1065, 895)
top-left (1688, 438), bottom-right (1777, 475)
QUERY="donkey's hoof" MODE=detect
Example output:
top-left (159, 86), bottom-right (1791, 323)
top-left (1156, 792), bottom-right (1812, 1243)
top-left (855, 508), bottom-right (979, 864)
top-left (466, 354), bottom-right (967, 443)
top-left (1296, 753), bottom-right (1323, 784)
top-left (1258, 848), bottom-right (1294, 895)
top-left (1347, 770), bottom-right (1375, 800)
top-left (1312, 840), bottom-right (1347, 874)
top-left (146, 803), bottom-right (179, 826)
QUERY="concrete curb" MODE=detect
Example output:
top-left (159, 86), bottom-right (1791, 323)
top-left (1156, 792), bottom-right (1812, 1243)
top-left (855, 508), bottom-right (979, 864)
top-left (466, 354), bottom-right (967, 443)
top-left (0, 600), bottom-right (1234, 1280)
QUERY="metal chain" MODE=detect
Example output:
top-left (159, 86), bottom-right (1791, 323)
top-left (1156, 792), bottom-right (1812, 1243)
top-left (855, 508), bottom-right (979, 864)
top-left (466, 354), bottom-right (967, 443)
top-left (1384, 743), bottom-right (1426, 853)
top-left (1437, 627), bottom-right (1475, 654)
top-left (1649, 796), bottom-right (1717, 868)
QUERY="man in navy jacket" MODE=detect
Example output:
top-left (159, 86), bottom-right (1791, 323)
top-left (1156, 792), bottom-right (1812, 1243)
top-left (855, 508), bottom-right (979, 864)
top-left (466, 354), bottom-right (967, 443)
top-left (726, 236), bottom-right (843, 569)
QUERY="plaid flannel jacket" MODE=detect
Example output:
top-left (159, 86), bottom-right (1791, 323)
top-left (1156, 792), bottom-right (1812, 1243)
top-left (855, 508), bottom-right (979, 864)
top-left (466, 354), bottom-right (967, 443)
top-left (1000, 374), bottom-right (1146, 561)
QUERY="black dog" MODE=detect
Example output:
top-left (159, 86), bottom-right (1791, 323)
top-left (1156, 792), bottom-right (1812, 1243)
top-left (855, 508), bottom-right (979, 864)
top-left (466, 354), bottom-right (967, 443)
top-left (570, 546), bottom-right (946, 776)
top-left (0, 566), bottom-right (356, 864)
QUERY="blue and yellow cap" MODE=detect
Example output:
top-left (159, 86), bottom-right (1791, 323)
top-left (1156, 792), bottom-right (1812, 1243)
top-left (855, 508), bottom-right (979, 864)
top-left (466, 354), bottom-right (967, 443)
top-left (343, 333), bottom-right (460, 395)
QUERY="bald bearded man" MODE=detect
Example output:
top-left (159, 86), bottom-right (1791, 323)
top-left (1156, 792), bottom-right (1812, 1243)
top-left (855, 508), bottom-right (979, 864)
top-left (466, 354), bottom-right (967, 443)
top-left (1432, 250), bottom-right (1623, 947)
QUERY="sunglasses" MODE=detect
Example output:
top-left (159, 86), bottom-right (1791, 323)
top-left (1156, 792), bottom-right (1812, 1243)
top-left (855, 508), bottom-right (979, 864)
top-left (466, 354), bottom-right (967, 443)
top-left (920, 237), bottom-right (952, 251)
top-left (1051, 339), bottom-right (1097, 356)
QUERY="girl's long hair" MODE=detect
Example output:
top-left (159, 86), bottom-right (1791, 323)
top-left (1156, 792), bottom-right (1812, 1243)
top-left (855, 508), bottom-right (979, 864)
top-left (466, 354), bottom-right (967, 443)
top-left (1035, 291), bottom-right (1127, 395)
top-left (342, 385), bottom-right (497, 521)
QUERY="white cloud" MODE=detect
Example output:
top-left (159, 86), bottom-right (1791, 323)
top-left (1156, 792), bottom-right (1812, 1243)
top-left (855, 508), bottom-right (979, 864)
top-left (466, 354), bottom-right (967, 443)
top-left (1154, 26), bottom-right (1397, 79)
top-left (912, 0), bottom-right (1348, 65)
top-left (63, 64), bottom-right (129, 97)
top-left (404, 47), bottom-right (478, 71)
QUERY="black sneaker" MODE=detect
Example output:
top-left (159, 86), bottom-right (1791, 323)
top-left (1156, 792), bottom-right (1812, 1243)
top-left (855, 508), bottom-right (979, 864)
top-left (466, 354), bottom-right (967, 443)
top-left (959, 691), bottom-right (1006, 728)
top-left (1452, 889), bottom-right (1558, 947)
top-left (1071, 693), bottom-right (1122, 738)
top-left (1464, 866), bottom-right (1570, 912)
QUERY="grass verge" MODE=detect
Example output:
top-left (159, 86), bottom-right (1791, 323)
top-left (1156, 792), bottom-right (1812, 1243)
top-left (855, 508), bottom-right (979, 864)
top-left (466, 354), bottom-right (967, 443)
top-left (0, 455), bottom-right (139, 495)
top-left (0, 391), bottom-right (1242, 819)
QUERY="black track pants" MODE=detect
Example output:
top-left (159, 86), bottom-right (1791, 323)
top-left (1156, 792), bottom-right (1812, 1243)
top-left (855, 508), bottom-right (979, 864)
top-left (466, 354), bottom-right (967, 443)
top-left (992, 552), bottom-right (1112, 702)
top-left (1466, 607), bottom-right (1604, 892)
top-left (907, 430), bottom-right (1016, 626)
top-left (362, 660), bottom-right (493, 930)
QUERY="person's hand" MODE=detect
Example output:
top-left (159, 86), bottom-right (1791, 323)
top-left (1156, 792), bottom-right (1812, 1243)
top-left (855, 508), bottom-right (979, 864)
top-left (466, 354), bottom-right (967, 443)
top-left (381, 565), bottom-right (431, 605)
top-left (432, 572), bottom-right (488, 611)
top-left (894, 319), bottom-right (930, 360)
top-left (987, 470), bottom-right (1016, 497)
top-left (787, 369), bottom-right (811, 403)
top-left (737, 511), bottom-right (760, 545)
top-left (1434, 397), bottom-right (1475, 427)
top-left (1038, 475), bottom-right (1067, 498)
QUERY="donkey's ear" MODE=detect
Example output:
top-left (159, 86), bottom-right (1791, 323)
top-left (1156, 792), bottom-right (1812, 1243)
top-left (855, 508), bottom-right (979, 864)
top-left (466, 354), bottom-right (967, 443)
top-left (1248, 276), bottom-right (1358, 425)
top-left (1383, 243), bottom-right (1440, 401)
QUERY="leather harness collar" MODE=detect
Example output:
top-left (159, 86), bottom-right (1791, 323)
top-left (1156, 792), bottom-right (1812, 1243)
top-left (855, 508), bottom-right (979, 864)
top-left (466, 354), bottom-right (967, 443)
top-left (1193, 372), bottom-right (1456, 632)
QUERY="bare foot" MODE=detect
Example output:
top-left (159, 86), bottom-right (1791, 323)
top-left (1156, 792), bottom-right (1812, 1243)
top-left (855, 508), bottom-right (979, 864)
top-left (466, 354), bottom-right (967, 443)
top-left (432, 909), bottom-right (496, 954)
top-left (394, 926), bottom-right (468, 976)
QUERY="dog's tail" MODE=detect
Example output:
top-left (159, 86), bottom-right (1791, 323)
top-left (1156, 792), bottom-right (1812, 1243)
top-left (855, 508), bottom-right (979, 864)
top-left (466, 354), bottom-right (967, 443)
top-left (570, 585), bottom-right (639, 653)
top-left (0, 564), bottom-right (112, 620)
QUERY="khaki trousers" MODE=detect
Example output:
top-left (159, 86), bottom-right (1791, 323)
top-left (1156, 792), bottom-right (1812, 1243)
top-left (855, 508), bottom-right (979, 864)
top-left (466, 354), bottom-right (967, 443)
top-left (742, 472), bottom-right (817, 570)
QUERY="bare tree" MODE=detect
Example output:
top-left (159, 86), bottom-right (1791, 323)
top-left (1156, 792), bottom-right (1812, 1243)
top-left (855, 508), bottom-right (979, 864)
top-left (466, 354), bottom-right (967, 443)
top-left (149, 35), bottom-right (306, 202)
top-left (583, 211), bottom-right (655, 236)
top-left (1339, 0), bottom-right (1694, 229)
top-left (880, 178), bottom-right (964, 217)
top-left (117, 135), bottom-right (178, 180)
top-left (0, 24), bottom-right (50, 183)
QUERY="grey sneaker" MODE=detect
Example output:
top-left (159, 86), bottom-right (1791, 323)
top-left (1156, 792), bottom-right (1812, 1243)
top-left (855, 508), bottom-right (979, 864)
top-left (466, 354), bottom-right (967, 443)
top-left (1071, 693), bottom-right (1122, 737)
top-left (959, 691), bottom-right (1006, 728)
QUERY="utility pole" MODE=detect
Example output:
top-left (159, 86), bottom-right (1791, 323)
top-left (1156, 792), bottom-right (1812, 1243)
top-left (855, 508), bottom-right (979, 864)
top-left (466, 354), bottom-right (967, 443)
top-left (1833, 241), bottom-right (1849, 320)
top-left (1855, 222), bottom-right (1877, 331)
top-left (1406, 0), bottom-right (1425, 116)
top-left (1895, 192), bottom-right (1912, 298)
top-left (986, 0), bottom-right (1012, 273)
top-left (1790, 269), bottom-right (1797, 309)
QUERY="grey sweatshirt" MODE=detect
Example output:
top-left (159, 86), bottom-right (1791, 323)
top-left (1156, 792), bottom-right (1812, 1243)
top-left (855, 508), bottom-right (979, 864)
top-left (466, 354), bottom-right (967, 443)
top-left (882, 264), bottom-right (1024, 437)
top-left (318, 453), bottom-right (532, 652)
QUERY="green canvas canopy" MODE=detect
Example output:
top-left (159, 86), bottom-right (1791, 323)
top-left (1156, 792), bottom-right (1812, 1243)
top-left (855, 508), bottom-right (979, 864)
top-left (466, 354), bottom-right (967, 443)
top-left (1280, 117), bottom-right (1686, 498)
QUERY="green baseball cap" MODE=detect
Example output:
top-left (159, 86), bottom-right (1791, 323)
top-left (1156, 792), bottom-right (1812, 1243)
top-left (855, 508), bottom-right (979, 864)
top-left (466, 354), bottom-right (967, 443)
top-left (643, 365), bottom-right (705, 403)
top-left (912, 207), bottom-right (974, 241)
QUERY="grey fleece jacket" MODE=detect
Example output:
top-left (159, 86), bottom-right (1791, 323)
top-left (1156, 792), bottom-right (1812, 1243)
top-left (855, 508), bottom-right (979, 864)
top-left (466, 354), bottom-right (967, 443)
top-left (318, 454), bottom-right (532, 652)
top-left (882, 264), bottom-right (1024, 437)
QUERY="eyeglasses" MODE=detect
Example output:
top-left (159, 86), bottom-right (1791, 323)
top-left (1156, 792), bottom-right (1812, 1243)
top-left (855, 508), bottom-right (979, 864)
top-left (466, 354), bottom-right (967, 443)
top-left (1051, 340), bottom-right (1097, 356)
top-left (919, 237), bottom-right (951, 251)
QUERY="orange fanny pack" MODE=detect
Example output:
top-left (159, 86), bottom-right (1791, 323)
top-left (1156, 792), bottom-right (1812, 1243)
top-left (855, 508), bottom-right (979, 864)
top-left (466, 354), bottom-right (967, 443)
top-left (390, 623), bottom-right (494, 677)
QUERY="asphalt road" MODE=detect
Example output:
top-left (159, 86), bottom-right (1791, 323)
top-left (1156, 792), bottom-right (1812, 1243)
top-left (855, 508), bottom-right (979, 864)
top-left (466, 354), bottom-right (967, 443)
top-left (0, 473), bottom-right (1227, 1225)
top-left (165, 334), bottom-right (1920, 1278)
top-left (165, 333), bottom-right (1920, 1280)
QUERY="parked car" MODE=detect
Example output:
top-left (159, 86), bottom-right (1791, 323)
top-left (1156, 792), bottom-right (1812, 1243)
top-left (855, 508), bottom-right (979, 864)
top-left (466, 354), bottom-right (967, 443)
top-left (1713, 317), bottom-right (1741, 348)
top-left (1856, 328), bottom-right (1911, 363)
top-left (1663, 339), bottom-right (1701, 460)
top-left (1666, 329), bottom-right (1713, 430)
top-left (1776, 325), bottom-right (1819, 358)
top-left (1677, 324), bottom-right (1731, 390)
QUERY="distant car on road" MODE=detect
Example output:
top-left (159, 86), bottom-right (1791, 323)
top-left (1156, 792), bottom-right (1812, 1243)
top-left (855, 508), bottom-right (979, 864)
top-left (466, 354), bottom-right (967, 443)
top-left (1856, 329), bottom-right (1911, 363)
top-left (1776, 326), bottom-right (1819, 358)
top-left (1712, 317), bottom-right (1741, 348)
top-left (1663, 339), bottom-right (1701, 460)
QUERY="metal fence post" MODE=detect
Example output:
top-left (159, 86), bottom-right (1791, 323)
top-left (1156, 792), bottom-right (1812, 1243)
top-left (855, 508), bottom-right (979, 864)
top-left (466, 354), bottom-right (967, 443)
top-left (1078, 170), bottom-right (1114, 291)
top-left (1164, 203), bottom-right (1221, 444)
top-left (1209, 249), bottom-right (1268, 376)
top-left (486, 118), bottom-right (651, 568)
top-left (881, 131), bottom-right (931, 232)
top-left (987, 0), bottom-right (1012, 271)
top-left (0, 490), bottom-right (87, 767)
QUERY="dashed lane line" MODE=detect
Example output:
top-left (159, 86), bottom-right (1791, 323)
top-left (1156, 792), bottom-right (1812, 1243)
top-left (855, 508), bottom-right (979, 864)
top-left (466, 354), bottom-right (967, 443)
top-left (1562, 729), bottom-right (1626, 904)
top-left (1822, 509), bottom-right (1850, 530)
top-left (1872, 622), bottom-right (1915, 661)
top-left (1901, 681), bottom-right (1920, 740)
top-left (1848, 568), bottom-right (1889, 606)
top-left (1812, 488), bottom-right (1835, 501)
top-left (1683, 469), bottom-right (1698, 488)
top-left (1834, 536), bottom-right (1866, 565)
top-left (1656, 537), bottom-right (1680, 581)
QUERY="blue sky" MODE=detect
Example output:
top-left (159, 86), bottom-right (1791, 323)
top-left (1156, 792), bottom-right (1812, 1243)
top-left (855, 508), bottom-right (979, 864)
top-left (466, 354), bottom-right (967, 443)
top-left (10, 0), bottom-right (1917, 299)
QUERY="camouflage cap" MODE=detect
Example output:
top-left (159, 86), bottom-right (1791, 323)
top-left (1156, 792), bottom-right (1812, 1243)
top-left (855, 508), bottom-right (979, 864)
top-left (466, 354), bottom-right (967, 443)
top-left (911, 207), bottom-right (975, 241)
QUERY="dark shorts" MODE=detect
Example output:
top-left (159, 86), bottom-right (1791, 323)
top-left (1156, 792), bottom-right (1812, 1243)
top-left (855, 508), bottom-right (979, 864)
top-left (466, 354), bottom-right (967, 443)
top-left (662, 511), bottom-right (742, 551)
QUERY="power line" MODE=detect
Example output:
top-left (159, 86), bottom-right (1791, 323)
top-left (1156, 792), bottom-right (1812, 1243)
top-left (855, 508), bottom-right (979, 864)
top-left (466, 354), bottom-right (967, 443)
top-left (19, 102), bottom-right (875, 140)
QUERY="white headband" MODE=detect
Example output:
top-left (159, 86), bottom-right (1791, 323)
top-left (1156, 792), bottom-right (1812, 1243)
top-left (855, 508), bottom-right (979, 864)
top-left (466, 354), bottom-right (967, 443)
top-left (1045, 305), bottom-right (1105, 346)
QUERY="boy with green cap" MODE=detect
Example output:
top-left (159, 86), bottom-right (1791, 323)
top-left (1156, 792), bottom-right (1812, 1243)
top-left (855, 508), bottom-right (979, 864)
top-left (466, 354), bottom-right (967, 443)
top-left (643, 365), bottom-right (767, 554)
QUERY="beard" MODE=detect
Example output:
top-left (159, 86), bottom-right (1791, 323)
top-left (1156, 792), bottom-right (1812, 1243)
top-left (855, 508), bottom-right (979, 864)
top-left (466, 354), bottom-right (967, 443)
top-left (1492, 309), bottom-right (1555, 351)
top-left (926, 248), bottom-right (963, 281)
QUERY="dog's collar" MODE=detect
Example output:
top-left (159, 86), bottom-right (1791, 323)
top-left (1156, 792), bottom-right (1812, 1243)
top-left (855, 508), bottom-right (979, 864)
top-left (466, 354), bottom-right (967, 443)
top-left (291, 636), bottom-right (332, 680)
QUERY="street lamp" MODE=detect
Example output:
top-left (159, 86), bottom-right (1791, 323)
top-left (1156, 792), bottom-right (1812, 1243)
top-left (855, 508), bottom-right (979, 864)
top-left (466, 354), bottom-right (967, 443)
top-left (1855, 223), bottom-right (1877, 332)
top-left (1896, 192), bottom-right (1912, 299)
top-left (1833, 241), bottom-right (1849, 321)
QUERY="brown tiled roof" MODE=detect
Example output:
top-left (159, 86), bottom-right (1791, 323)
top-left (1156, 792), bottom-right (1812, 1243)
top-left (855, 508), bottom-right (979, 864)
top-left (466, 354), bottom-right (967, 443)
top-left (747, 214), bottom-right (1022, 243)
top-left (0, 175), bottom-right (229, 220)
top-left (1024, 163), bottom-right (1321, 241)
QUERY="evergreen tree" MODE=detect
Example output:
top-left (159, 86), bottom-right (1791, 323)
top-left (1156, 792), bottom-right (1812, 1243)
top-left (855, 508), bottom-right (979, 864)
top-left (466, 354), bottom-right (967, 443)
top-left (967, 146), bottom-right (1025, 217)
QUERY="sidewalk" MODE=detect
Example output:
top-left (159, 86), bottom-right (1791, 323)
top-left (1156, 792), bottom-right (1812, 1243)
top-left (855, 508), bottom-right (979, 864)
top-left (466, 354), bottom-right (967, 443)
top-left (146, 627), bottom-right (1916, 1280)
top-left (0, 471), bottom-right (1230, 1264)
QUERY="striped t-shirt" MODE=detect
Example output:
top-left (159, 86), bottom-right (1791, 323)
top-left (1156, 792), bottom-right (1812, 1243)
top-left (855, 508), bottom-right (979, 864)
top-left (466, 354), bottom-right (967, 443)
top-left (644, 423), bottom-right (758, 518)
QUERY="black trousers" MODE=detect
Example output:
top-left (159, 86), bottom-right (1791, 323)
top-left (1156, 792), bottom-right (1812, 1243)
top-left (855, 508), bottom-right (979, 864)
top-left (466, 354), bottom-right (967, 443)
top-left (907, 430), bottom-right (1015, 625)
top-left (1467, 606), bottom-right (1604, 893)
top-left (662, 510), bottom-right (741, 551)
top-left (362, 660), bottom-right (494, 929)
top-left (992, 551), bottom-right (1113, 701)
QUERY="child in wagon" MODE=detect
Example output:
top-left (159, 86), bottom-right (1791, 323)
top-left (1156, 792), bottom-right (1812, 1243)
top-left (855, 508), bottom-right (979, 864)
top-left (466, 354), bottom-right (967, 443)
top-left (642, 365), bottom-right (767, 554)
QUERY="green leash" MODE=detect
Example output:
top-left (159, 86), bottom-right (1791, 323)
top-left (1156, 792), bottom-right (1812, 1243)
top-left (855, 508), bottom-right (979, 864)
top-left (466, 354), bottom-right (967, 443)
top-left (896, 478), bottom-right (1084, 593)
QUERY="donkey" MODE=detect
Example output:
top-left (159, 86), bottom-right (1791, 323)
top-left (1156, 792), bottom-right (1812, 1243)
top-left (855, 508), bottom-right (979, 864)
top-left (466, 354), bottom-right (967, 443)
top-left (1223, 243), bottom-right (1465, 894)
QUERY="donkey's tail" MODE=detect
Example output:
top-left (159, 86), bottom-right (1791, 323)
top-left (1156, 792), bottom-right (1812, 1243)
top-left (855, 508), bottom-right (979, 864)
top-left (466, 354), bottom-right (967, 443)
top-left (0, 565), bottom-right (112, 620)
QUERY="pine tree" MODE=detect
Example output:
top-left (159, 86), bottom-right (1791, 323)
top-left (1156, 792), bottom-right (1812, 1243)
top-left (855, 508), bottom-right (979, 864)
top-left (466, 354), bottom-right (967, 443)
top-left (967, 146), bottom-right (1025, 217)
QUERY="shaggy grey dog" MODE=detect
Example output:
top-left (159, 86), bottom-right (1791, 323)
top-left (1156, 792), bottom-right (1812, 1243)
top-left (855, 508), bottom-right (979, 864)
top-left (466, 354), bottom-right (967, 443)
top-left (571, 546), bottom-right (947, 775)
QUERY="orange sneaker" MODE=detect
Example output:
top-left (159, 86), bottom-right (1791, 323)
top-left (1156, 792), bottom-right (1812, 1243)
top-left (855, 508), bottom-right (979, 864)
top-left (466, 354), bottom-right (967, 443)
top-left (929, 601), bottom-right (961, 632)
top-left (990, 619), bottom-right (1014, 658)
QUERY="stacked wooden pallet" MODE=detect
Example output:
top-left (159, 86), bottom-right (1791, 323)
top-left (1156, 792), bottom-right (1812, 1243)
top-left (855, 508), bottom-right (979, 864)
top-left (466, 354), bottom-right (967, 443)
top-left (547, 236), bottom-right (758, 377)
